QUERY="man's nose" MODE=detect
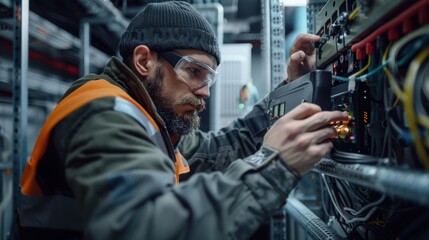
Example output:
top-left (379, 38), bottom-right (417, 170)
top-left (193, 84), bottom-right (210, 98)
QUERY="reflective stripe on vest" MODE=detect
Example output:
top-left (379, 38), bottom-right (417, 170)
top-left (113, 97), bottom-right (169, 156)
top-left (113, 97), bottom-right (190, 183)
top-left (19, 79), bottom-right (189, 230)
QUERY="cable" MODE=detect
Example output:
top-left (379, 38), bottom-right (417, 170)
top-left (332, 55), bottom-right (372, 82)
top-left (413, 59), bottom-right (429, 118)
top-left (351, 0), bottom-right (429, 52)
top-left (348, 7), bottom-right (360, 21)
top-left (335, 178), bottom-right (354, 206)
top-left (418, 115), bottom-right (429, 128)
top-left (321, 174), bottom-right (352, 222)
top-left (413, 60), bottom-right (429, 151)
top-left (403, 47), bottom-right (429, 169)
top-left (398, 34), bottom-right (429, 67)
top-left (388, 25), bottom-right (429, 77)
top-left (344, 195), bottom-right (386, 216)
top-left (332, 75), bottom-right (349, 81)
top-left (333, 28), bottom-right (429, 84)
top-left (321, 174), bottom-right (383, 224)
top-left (367, 43), bottom-right (386, 156)
top-left (356, 60), bottom-right (389, 81)
top-left (330, 148), bottom-right (380, 164)
top-left (354, 55), bottom-right (371, 77)
top-left (332, 178), bottom-right (355, 224)
top-left (320, 174), bottom-right (331, 219)
top-left (382, 41), bottom-right (413, 152)
top-left (333, 59), bottom-right (388, 82)
top-left (332, 56), bottom-right (396, 83)
top-left (383, 42), bottom-right (406, 100)
top-left (343, 181), bottom-right (371, 204)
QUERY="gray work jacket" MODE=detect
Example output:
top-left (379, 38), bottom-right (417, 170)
top-left (20, 56), bottom-right (300, 240)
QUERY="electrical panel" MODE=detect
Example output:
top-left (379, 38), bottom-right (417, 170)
top-left (301, 0), bottom-right (429, 239)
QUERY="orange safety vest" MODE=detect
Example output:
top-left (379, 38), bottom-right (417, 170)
top-left (19, 79), bottom-right (189, 230)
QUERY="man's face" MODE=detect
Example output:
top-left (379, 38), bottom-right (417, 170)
top-left (145, 49), bottom-right (217, 136)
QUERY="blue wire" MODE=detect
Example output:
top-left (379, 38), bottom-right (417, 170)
top-left (332, 75), bottom-right (349, 81)
top-left (332, 34), bottom-right (429, 82)
top-left (398, 34), bottom-right (429, 66)
top-left (356, 61), bottom-right (390, 81)
top-left (332, 61), bottom-right (390, 82)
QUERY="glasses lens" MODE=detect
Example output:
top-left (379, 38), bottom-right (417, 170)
top-left (175, 57), bottom-right (217, 89)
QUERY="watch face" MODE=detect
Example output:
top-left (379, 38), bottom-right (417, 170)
top-left (247, 147), bottom-right (278, 167)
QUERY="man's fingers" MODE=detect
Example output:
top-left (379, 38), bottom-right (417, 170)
top-left (289, 51), bottom-right (305, 64)
top-left (290, 34), bottom-right (320, 54)
top-left (302, 111), bottom-right (348, 132)
top-left (292, 34), bottom-right (320, 47)
top-left (281, 103), bottom-right (322, 121)
top-left (307, 141), bottom-right (334, 159)
top-left (311, 127), bottom-right (337, 144)
top-left (296, 127), bottom-right (336, 149)
top-left (298, 33), bottom-right (320, 43)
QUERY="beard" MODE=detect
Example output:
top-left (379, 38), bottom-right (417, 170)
top-left (145, 67), bottom-right (205, 135)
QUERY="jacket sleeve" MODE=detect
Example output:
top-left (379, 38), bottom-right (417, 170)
top-left (61, 109), bottom-right (299, 240)
top-left (179, 93), bottom-right (271, 175)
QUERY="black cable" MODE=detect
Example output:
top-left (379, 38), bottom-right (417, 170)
top-left (348, 223), bottom-right (366, 239)
top-left (330, 148), bottom-right (380, 164)
top-left (334, 178), bottom-right (354, 207)
top-left (383, 57), bottom-right (411, 151)
top-left (369, 36), bottom-right (388, 156)
top-left (322, 176), bottom-right (351, 235)
top-left (386, 35), bottom-right (429, 148)
top-left (413, 58), bottom-right (429, 117)
top-left (344, 181), bottom-right (371, 204)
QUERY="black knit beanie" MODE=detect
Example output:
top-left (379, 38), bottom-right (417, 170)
top-left (119, 1), bottom-right (221, 65)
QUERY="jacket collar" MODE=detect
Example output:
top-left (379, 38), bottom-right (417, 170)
top-left (102, 56), bottom-right (166, 128)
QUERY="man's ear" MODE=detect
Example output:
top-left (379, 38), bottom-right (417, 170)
top-left (132, 45), bottom-right (153, 77)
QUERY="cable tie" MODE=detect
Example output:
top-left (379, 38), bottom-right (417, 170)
top-left (348, 74), bottom-right (356, 92)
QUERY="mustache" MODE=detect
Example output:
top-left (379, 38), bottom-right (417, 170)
top-left (179, 97), bottom-right (206, 112)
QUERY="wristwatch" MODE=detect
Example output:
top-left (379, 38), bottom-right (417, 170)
top-left (245, 146), bottom-right (302, 198)
top-left (245, 145), bottom-right (279, 169)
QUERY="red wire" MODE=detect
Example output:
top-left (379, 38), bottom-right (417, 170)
top-left (351, 0), bottom-right (429, 53)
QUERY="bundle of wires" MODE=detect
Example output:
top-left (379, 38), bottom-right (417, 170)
top-left (320, 174), bottom-right (386, 238)
top-left (330, 25), bottom-right (429, 168)
top-left (383, 25), bottom-right (429, 169)
top-left (322, 25), bottom-right (429, 238)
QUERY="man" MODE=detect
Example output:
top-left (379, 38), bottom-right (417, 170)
top-left (15, 1), bottom-right (347, 240)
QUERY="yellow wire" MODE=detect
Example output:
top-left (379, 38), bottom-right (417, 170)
top-left (383, 43), bottom-right (406, 100)
top-left (354, 55), bottom-right (371, 77)
top-left (417, 116), bottom-right (429, 150)
top-left (418, 115), bottom-right (429, 128)
top-left (348, 7), bottom-right (360, 21)
top-left (392, 97), bottom-right (400, 108)
top-left (404, 47), bottom-right (429, 169)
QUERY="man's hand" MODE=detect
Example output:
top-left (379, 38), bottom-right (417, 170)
top-left (285, 34), bottom-right (320, 83)
top-left (263, 103), bottom-right (347, 176)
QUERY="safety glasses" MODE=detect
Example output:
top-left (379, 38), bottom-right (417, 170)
top-left (158, 51), bottom-right (218, 90)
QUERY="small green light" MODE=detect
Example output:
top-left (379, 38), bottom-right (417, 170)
top-left (239, 103), bottom-right (245, 110)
